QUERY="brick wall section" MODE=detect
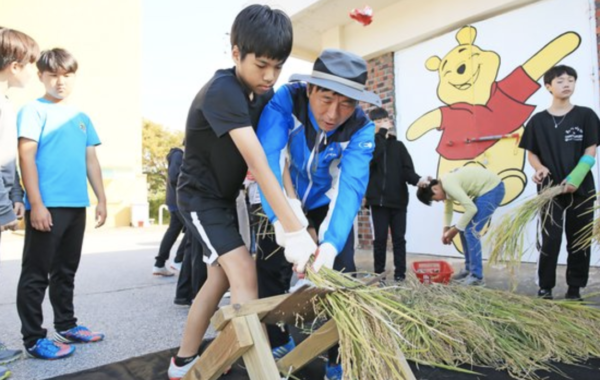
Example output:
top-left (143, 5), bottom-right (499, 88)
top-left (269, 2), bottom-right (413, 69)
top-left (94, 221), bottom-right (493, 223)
top-left (356, 52), bottom-right (396, 249)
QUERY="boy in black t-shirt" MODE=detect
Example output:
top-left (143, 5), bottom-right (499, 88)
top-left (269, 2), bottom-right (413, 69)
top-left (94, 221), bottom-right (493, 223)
top-left (168, 5), bottom-right (317, 379)
top-left (520, 65), bottom-right (600, 301)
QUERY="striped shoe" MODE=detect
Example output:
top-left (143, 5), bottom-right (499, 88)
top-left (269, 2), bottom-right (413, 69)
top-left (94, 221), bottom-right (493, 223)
top-left (25, 338), bottom-right (74, 360)
top-left (53, 326), bottom-right (104, 344)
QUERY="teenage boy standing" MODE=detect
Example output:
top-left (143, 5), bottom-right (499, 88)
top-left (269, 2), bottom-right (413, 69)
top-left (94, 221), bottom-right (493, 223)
top-left (365, 107), bottom-right (428, 282)
top-left (17, 48), bottom-right (107, 359)
top-left (519, 65), bottom-right (600, 300)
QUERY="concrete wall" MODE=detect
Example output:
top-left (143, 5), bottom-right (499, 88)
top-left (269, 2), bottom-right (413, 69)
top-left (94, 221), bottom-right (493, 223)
top-left (0, 0), bottom-right (147, 227)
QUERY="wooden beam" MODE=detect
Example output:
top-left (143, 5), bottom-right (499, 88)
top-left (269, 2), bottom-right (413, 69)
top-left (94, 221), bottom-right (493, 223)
top-left (241, 314), bottom-right (282, 380)
top-left (211, 294), bottom-right (289, 331)
top-left (185, 317), bottom-right (253, 380)
top-left (276, 319), bottom-right (339, 374)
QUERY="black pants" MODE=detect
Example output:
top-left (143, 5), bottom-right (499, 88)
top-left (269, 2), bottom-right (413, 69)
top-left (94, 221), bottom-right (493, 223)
top-left (370, 206), bottom-right (407, 279)
top-left (175, 234), bottom-right (207, 302)
top-left (17, 208), bottom-right (86, 348)
top-left (257, 204), bottom-right (355, 363)
top-left (155, 210), bottom-right (186, 267)
top-left (538, 193), bottom-right (595, 290)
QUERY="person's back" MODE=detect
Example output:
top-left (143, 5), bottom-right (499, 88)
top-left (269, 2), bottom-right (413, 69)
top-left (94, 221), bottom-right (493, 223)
top-left (17, 48), bottom-right (107, 361)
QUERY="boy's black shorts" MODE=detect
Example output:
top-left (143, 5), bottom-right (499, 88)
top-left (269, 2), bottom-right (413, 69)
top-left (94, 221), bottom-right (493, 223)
top-left (179, 205), bottom-right (245, 265)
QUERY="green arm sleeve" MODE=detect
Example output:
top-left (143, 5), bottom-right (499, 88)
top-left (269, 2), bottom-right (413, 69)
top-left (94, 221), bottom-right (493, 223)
top-left (566, 155), bottom-right (596, 188)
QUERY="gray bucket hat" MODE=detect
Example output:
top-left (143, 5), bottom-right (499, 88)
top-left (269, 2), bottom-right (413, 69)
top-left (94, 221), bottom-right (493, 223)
top-left (289, 49), bottom-right (382, 106)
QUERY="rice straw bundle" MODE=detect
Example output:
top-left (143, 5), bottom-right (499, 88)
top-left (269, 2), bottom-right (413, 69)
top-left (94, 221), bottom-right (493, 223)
top-left (485, 186), bottom-right (563, 276)
top-left (571, 194), bottom-right (599, 251)
top-left (307, 267), bottom-right (600, 380)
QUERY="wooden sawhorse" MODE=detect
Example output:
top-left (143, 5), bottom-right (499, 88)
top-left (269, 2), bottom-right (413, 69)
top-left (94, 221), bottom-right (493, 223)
top-left (183, 282), bottom-right (415, 380)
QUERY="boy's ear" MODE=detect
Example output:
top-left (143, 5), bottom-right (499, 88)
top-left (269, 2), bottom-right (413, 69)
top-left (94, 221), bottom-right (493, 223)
top-left (37, 71), bottom-right (43, 80)
top-left (545, 83), bottom-right (553, 94)
top-left (232, 45), bottom-right (241, 64)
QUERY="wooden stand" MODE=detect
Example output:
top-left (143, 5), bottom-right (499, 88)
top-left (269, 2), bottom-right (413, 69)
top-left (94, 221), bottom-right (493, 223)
top-left (183, 282), bottom-right (415, 380)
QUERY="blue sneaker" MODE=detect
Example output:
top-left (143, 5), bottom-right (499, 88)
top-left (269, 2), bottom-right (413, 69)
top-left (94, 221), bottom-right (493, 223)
top-left (272, 336), bottom-right (295, 360)
top-left (324, 363), bottom-right (343, 380)
top-left (25, 338), bottom-right (74, 360)
top-left (53, 325), bottom-right (104, 343)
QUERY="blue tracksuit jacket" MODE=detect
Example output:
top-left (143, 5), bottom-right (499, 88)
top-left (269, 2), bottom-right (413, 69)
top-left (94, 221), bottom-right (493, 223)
top-left (257, 82), bottom-right (375, 254)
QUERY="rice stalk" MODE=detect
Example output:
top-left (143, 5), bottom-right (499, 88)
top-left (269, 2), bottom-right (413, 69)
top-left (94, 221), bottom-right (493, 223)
top-left (485, 186), bottom-right (563, 279)
top-left (306, 267), bottom-right (600, 380)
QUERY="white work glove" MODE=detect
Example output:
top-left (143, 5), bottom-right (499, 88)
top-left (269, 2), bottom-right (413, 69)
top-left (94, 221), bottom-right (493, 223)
top-left (272, 198), bottom-right (308, 247)
top-left (312, 243), bottom-right (337, 273)
top-left (283, 228), bottom-right (317, 273)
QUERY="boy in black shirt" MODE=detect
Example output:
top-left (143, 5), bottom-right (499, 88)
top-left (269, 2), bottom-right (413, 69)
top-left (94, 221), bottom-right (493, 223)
top-left (519, 65), bottom-right (600, 301)
top-left (168, 5), bottom-right (317, 379)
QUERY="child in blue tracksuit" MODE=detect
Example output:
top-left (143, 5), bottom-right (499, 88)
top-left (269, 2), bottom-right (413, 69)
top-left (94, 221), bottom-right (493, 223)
top-left (256, 49), bottom-right (381, 380)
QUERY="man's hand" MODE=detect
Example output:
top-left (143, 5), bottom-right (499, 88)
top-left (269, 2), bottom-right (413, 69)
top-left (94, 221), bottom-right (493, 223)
top-left (312, 243), bottom-right (337, 273)
top-left (532, 167), bottom-right (550, 185)
top-left (1, 219), bottom-right (19, 232)
top-left (417, 176), bottom-right (432, 188)
top-left (560, 179), bottom-right (577, 194)
top-left (283, 228), bottom-right (317, 273)
top-left (95, 201), bottom-right (107, 228)
top-left (30, 204), bottom-right (52, 232)
top-left (13, 202), bottom-right (25, 219)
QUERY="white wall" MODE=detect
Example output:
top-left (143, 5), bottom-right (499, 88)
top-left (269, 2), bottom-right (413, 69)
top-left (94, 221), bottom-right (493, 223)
top-left (395, 0), bottom-right (600, 265)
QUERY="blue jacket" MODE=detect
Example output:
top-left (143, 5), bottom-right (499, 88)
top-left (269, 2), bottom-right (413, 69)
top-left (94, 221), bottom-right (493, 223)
top-left (257, 82), bottom-right (375, 254)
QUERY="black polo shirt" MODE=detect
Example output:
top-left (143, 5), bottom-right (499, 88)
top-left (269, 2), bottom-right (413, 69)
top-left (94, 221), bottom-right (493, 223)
top-left (520, 105), bottom-right (600, 196)
top-left (177, 67), bottom-right (273, 210)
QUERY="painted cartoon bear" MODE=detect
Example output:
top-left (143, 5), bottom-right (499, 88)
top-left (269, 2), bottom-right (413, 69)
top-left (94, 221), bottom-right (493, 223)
top-left (407, 26), bottom-right (581, 213)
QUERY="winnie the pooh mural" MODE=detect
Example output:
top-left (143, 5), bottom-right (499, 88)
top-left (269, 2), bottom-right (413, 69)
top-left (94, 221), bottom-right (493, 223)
top-left (407, 26), bottom-right (580, 250)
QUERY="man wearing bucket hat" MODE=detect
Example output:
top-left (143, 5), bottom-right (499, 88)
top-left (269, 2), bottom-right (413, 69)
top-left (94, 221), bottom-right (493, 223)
top-left (255, 48), bottom-right (381, 380)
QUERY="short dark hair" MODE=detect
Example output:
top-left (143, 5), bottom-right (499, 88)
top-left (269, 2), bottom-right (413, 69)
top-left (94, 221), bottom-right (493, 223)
top-left (230, 4), bottom-right (293, 62)
top-left (307, 84), bottom-right (358, 105)
top-left (37, 48), bottom-right (78, 74)
top-left (544, 65), bottom-right (577, 85)
top-left (0, 27), bottom-right (39, 70)
top-left (368, 107), bottom-right (389, 121)
top-left (416, 179), bottom-right (439, 206)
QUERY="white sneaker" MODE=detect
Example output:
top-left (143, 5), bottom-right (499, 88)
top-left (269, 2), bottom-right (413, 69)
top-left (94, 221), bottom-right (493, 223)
top-left (170, 261), bottom-right (182, 273)
top-left (223, 290), bottom-right (231, 298)
top-left (168, 356), bottom-right (198, 380)
top-left (153, 266), bottom-right (174, 276)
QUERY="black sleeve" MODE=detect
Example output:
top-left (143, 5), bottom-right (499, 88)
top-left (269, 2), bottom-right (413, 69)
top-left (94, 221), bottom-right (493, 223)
top-left (582, 107), bottom-right (600, 149)
top-left (203, 77), bottom-right (252, 137)
top-left (371, 129), bottom-right (387, 165)
top-left (519, 116), bottom-right (540, 156)
top-left (169, 150), bottom-right (183, 189)
top-left (398, 141), bottom-right (421, 185)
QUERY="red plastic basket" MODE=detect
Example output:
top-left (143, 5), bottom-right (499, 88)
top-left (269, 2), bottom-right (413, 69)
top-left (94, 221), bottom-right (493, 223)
top-left (412, 260), bottom-right (454, 284)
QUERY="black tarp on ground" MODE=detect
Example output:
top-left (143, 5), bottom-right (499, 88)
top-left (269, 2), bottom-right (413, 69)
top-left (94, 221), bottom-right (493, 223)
top-left (48, 335), bottom-right (600, 380)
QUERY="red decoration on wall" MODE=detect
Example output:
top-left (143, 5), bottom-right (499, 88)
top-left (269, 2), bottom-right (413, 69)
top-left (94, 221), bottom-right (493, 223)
top-left (349, 6), bottom-right (373, 26)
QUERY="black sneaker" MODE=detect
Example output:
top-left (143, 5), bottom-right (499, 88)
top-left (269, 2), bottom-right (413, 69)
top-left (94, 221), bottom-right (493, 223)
top-left (394, 275), bottom-right (405, 283)
top-left (537, 288), bottom-right (553, 300)
top-left (174, 298), bottom-right (192, 306)
top-left (565, 286), bottom-right (583, 301)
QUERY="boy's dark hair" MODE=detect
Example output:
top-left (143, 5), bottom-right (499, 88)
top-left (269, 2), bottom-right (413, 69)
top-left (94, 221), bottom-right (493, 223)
top-left (368, 107), bottom-right (389, 121)
top-left (543, 65), bottom-right (577, 85)
top-left (416, 179), bottom-right (439, 206)
top-left (230, 4), bottom-right (293, 62)
top-left (37, 48), bottom-right (78, 74)
top-left (0, 27), bottom-right (39, 70)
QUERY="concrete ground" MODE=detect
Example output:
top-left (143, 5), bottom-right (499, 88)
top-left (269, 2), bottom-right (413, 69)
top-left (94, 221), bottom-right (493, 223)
top-left (0, 226), bottom-right (599, 380)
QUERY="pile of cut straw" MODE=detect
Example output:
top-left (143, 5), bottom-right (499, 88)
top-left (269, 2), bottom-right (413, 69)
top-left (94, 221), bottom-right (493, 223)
top-left (307, 268), bottom-right (600, 380)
